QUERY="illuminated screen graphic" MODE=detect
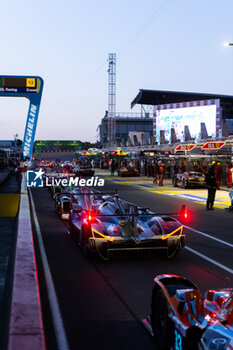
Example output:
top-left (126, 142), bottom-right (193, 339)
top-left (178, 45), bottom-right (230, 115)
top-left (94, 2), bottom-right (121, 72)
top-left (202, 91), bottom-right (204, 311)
top-left (155, 104), bottom-right (217, 143)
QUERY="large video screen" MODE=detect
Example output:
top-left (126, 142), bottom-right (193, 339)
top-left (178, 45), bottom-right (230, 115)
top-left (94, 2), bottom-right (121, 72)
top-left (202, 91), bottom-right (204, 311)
top-left (155, 104), bottom-right (217, 143)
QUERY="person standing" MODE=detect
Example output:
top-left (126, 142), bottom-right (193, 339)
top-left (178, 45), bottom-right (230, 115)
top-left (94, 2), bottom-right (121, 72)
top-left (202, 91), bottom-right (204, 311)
top-left (216, 162), bottom-right (222, 187)
top-left (111, 159), bottom-right (116, 176)
top-left (205, 164), bottom-right (219, 210)
top-left (136, 160), bottom-right (141, 175)
top-left (172, 162), bottom-right (179, 184)
top-left (227, 163), bottom-right (232, 188)
top-left (159, 164), bottom-right (164, 186)
top-left (180, 161), bottom-right (186, 173)
top-left (153, 161), bottom-right (159, 184)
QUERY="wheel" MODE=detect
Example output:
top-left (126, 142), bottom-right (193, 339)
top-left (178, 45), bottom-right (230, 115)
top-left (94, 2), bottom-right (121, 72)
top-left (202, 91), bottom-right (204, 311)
top-left (151, 289), bottom-right (174, 349)
top-left (184, 179), bottom-right (189, 189)
top-left (68, 219), bottom-right (76, 240)
top-left (80, 225), bottom-right (92, 258)
top-left (167, 247), bottom-right (180, 259)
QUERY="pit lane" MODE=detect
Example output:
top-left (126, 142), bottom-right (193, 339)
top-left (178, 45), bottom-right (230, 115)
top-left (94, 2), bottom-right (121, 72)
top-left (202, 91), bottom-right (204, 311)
top-left (30, 180), bottom-right (233, 350)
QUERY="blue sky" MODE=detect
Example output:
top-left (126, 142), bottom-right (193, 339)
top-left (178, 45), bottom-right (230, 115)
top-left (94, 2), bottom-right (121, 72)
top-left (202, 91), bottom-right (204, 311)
top-left (0, 0), bottom-right (233, 142)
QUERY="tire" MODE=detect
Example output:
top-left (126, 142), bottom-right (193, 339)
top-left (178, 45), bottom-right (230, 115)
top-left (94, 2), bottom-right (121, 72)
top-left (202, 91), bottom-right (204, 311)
top-left (167, 247), bottom-right (180, 259)
top-left (173, 178), bottom-right (178, 187)
top-left (80, 225), bottom-right (92, 258)
top-left (68, 219), bottom-right (76, 240)
top-left (151, 289), bottom-right (174, 349)
top-left (184, 180), bottom-right (189, 189)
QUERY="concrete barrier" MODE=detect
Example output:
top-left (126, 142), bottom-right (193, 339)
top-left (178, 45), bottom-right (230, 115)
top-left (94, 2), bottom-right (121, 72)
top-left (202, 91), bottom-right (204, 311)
top-left (7, 174), bottom-right (46, 350)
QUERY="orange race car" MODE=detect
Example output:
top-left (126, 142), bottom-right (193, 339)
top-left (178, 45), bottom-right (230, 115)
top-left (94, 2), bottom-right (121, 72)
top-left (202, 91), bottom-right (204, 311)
top-left (143, 274), bottom-right (233, 349)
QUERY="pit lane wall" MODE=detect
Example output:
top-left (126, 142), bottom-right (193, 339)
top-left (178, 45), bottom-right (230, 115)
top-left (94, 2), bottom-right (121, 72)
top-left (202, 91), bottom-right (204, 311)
top-left (7, 174), bottom-right (46, 350)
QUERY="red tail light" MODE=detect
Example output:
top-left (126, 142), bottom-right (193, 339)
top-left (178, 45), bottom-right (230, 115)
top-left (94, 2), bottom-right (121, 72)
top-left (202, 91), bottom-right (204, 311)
top-left (180, 205), bottom-right (188, 220)
top-left (85, 211), bottom-right (97, 224)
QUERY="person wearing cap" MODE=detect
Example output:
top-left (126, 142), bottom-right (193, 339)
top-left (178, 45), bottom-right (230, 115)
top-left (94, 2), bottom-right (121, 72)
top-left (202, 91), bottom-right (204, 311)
top-left (205, 163), bottom-right (219, 210)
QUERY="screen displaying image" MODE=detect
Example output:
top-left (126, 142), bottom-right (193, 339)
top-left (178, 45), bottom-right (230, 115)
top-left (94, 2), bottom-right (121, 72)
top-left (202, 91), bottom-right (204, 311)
top-left (155, 104), bottom-right (217, 143)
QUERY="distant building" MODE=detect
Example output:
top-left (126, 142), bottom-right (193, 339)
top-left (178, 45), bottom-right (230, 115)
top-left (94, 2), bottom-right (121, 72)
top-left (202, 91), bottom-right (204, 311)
top-left (98, 112), bottom-right (153, 146)
top-left (0, 140), bottom-right (17, 150)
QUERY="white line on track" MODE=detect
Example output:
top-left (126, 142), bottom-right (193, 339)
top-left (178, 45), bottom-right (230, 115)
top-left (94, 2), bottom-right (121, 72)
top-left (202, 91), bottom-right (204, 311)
top-left (29, 189), bottom-right (70, 350)
top-left (185, 246), bottom-right (233, 275)
top-left (184, 225), bottom-right (233, 249)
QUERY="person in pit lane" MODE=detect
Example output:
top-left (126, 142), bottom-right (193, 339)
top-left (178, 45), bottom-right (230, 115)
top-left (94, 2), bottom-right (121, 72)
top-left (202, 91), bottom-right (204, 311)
top-left (159, 163), bottom-right (164, 186)
top-left (205, 162), bottom-right (219, 210)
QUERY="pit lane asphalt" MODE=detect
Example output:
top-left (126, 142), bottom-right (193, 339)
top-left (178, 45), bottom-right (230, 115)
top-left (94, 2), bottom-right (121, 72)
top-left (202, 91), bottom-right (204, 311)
top-left (31, 182), bottom-right (233, 350)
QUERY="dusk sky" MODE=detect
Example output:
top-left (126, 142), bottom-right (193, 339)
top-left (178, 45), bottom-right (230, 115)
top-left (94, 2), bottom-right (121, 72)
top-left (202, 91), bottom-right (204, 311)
top-left (0, 0), bottom-right (233, 142)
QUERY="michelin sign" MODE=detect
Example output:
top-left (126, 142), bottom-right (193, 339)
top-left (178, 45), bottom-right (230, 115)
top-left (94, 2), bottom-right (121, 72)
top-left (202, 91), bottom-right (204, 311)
top-left (0, 75), bottom-right (44, 160)
top-left (22, 104), bottom-right (39, 158)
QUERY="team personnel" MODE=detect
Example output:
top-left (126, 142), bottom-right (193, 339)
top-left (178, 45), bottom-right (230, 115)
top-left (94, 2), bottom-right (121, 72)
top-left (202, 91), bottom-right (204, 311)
top-left (159, 164), bottom-right (164, 186)
top-left (216, 162), bottom-right (222, 187)
top-left (205, 163), bottom-right (219, 210)
top-left (111, 159), bottom-right (116, 176)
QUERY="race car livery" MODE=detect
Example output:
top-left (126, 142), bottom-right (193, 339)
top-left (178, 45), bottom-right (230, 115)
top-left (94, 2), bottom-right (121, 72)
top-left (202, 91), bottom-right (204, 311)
top-left (173, 171), bottom-right (206, 189)
top-left (118, 166), bottom-right (140, 177)
top-left (143, 274), bottom-right (233, 349)
top-left (68, 188), bottom-right (185, 260)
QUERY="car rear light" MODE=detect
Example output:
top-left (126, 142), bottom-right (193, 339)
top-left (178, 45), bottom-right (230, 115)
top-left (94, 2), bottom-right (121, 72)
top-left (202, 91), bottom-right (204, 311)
top-left (180, 205), bottom-right (188, 220)
top-left (85, 211), bottom-right (97, 224)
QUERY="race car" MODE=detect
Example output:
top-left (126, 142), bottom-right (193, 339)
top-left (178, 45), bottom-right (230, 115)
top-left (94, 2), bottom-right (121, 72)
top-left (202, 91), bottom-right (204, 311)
top-left (143, 274), bottom-right (233, 349)
top-left (55, 191), bottom-right (72, 220)
top-left (73, 165), bottom-right (95, 177)
top-left (173, 171), bottom-right (206, 189)
top-left (118, 166), bottom-right (140, 177)
top-left (68, 189), bottom-right (186, 260)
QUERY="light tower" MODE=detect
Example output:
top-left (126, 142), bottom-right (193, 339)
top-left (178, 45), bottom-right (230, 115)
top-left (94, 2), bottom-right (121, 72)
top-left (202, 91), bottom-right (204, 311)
top-left (108, 53), bottom-right (116, 147)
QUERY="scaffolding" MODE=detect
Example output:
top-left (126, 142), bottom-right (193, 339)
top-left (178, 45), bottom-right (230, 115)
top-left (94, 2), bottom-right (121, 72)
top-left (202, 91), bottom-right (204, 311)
top-left (108, 53), bottom-right (116, 147)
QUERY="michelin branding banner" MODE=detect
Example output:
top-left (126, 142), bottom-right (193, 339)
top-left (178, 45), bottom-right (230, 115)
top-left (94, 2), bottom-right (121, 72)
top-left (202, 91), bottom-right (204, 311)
top-left (22, 103), bottom-right (39, 159)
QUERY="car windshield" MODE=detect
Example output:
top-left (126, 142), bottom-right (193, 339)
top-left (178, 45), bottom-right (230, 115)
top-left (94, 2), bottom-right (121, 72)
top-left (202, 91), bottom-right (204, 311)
top-left (147, 219), bottom-right (163, 235)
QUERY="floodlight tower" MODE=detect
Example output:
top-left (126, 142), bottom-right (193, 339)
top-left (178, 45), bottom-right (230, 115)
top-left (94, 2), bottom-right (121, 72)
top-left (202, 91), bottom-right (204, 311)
top-left (108, 53), bottom-right (116, 147)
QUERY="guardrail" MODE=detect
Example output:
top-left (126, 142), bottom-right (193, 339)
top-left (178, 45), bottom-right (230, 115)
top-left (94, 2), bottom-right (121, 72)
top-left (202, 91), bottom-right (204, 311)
top-left (7, 174), bottom-right (46, 350)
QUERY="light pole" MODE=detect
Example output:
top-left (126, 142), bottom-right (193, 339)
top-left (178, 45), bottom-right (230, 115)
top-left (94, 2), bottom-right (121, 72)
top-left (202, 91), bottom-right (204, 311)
top-left (223, 42), bottom-right (233, 46)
